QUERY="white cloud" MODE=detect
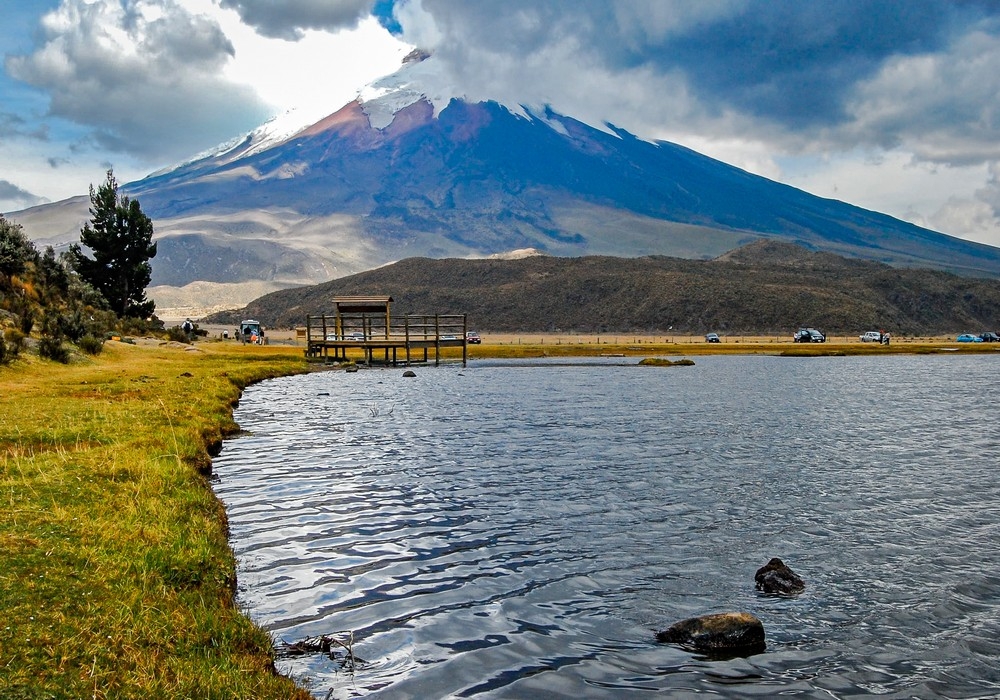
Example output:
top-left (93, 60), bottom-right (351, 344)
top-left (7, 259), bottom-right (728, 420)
top-left (213, 12), bottom-right (411, 127)
top-left (7, 0), bottom-right (271, 161)
top-left (844, 28), bottom-right (1000, 165)
top-left (217, 0), bottom-right (373, 40)
top-left (2, 0), bottom-right (408, 209)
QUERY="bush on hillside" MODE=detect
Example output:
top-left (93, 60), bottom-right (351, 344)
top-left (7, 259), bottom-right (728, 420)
top-left (77, 334), bottom-right (104, 355)
top-left (165, 326), bottom-right (192, 344)
top-left (38, 313), bottom-right (70, 364)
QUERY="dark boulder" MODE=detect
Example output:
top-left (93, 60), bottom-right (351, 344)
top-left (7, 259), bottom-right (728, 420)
top-left (402, 370), bottom-right (416, 377)
top-left (656, 612), bottom-right (765, 653)
top-left (755, 557), bottom-right (805, 595)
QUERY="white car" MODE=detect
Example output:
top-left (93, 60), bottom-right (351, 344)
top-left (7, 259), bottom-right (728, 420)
top-left (860, 331), bottom-right (882, 342)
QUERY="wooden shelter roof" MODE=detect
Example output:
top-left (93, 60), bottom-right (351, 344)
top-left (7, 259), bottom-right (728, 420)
top-left (331, 296), bottom-right (393, 313)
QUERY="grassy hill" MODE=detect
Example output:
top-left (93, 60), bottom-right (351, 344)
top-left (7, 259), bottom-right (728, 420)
top-left (205, 241), bottom-right (1000, 336)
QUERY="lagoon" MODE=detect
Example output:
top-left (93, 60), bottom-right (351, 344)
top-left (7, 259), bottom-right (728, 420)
top-left (213, 355), bottom-right (1000, 698)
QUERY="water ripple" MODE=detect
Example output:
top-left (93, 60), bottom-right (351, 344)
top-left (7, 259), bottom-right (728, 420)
top-left (214, 355), bottom-right (1000, 698)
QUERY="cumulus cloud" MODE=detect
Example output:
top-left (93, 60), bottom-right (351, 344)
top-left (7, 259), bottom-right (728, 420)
top-left (0, 180), bottom-right (47, 213)
top-left (924, 162), bottom-right (1000, 247)
top-left (0, 111), bottom-right (48, 141)
top-left (394, 0), bottom-right (1000, 166)
top-left (6, 0), bottom-right (272, 163)
top-left (845, 28), bottom-right (1000, 165)
top-left (217, 0), bottom-right (375, 40)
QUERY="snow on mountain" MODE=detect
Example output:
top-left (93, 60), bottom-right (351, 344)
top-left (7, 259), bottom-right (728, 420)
top-left (359, 49), bottom-right (501, 128)
top-left (148, 104), bottom-right (335, 177)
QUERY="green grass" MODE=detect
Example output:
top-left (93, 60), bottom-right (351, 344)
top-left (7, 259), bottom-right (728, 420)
top-left (1, 341), bottom-right (311, 699)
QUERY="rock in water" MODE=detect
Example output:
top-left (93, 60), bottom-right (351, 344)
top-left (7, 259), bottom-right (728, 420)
top-left (656, 612), bottom-right (765, 652)
top-left (755, 557), bottom-right (805, 594)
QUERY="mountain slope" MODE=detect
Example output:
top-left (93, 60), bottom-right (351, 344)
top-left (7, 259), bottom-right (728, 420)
top-left (208, 241), bottom-right (1000, 336)
top-left (13, 56), bottom-right (1000, 319)
top-left (129, 95), bottom-right (1000, 280)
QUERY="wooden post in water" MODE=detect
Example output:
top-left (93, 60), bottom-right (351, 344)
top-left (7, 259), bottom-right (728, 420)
top-left (434, 315), bottom-right (441, 366)
top-left (462, 314), bottom-right (468, 367)
top-left (405, 316), bottom-right (411, 366)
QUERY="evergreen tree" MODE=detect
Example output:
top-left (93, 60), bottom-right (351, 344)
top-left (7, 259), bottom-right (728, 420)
top-left (0, 215), bottom-right (38, 283)
top-left (69, 170), bottom-right (157, 318)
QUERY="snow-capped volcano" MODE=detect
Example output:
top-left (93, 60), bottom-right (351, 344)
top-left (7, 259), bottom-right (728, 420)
top-left (15, 53), bottom-right (1000, 317)
top-left (159, 49), bottom-right (466, 172)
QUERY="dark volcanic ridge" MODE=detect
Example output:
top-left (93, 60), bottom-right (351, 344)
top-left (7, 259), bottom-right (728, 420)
top-left (205, 240), bottom-right (1000, 335)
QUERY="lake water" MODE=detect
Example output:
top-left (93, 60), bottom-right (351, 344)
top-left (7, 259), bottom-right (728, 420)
top-left (212, 354), bottom-right (1000, 699)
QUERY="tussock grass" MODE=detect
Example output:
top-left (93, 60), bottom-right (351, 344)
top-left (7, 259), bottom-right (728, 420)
top-left (1, 341), bottom-right (310, 699)
top-left (638, 358), bottom-right (696, 366)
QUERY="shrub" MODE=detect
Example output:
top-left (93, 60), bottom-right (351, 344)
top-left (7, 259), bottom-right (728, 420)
top-left (38, 333), bottom-right (70, 363)
top-left (77, 334), bottom-right (104, 355)
top-left (118, 315), bottom-right (165, 337)
top-left (166, 326), bottom-right (191, 344)
top-left (17, 304), bottom-right (35, 335)
top-left (4, 328), bottom-right (24, 357)
top-left (39, 313), bottom-right (70, 363)
top-left (0, 327), bottom-right (25, 364)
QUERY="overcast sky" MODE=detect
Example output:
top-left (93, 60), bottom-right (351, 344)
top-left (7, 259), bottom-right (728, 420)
top-left (5, 1), bottom-right (1000, 249)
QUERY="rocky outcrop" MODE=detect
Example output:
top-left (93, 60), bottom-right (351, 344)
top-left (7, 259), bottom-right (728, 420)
top-left (656, 612), bottom-right (765, 653)
top-left (754, 557), bottom-right (805, 595)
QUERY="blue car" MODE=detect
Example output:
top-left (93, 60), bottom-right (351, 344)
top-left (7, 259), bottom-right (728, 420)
top-left (956, 333), bottom-right (983, 342)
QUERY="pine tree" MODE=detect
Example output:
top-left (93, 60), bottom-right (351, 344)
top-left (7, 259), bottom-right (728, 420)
top-left (69, 170), bottom-right (157, 319)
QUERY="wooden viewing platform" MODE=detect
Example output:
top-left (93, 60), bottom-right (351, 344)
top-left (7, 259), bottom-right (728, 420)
top-left (305, 296), bottom-right (469, 366)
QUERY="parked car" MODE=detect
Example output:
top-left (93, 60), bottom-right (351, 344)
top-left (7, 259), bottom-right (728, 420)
top-left (705, 333), bottom-right (720, 343)
top-left (794, 328), bottom-right (826, 343)
top-left (979, 332), bottom-right (1000, 342)
top-left (239, 319), bottom-right (265, 344)
top-left (956, 333), bottom-right (983, 342)
top-left (466, 331), bottom-right (482, 344)
top-left (860, 331), bottom-right (883, 342)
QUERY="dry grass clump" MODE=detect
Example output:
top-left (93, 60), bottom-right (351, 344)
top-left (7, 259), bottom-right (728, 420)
top-left (638, 357), bottom-right (696, 366)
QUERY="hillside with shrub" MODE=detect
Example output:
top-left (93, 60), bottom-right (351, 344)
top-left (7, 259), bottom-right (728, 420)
top-left (0, 213), bottom-right (174, 365)
top-left (207, 241), bottom-right (1000, 336)
top-left (1, 215), bottom-right (112, 363)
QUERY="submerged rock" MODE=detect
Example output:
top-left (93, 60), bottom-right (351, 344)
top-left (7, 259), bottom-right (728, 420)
top-left (755, 557), bottom-right (805, 595)
top-left (656, 612), bottom-right (765, 653)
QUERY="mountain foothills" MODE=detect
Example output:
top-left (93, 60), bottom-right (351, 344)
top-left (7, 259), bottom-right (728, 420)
top-left (11, 55), bottom-right (1000, 318)
top-left (207, 241), bottom-right (1000, 336)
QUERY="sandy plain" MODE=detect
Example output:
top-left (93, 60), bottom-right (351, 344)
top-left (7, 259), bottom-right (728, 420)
top-left (185, 324), bottom-right (993, 355)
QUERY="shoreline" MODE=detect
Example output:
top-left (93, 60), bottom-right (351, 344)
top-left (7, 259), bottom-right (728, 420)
top-left (3, 335), bottom-right (995, 695)
top-left (185, 327), bottom-right (1000, 358)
